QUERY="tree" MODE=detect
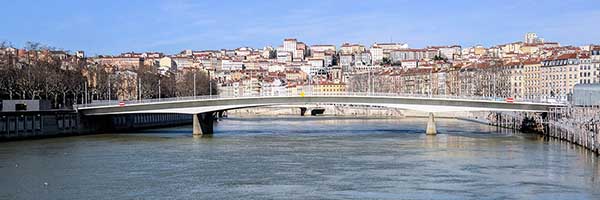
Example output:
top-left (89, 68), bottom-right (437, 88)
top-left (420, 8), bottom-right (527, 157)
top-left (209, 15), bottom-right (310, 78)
top-left (0, 41), bottom-right (13, 48)
top-left (0, 66), bottom-right (18, 99)
top-left (136, 64), bottom-right (159, 99)
top-left (432, 55), bottom-right (447, 61)
top-left (173, 68), bottom-right (216, 97)
top-left (382, 57), bottom-right (392, 65)
top-left (159, 72), bottom-right (176, 98)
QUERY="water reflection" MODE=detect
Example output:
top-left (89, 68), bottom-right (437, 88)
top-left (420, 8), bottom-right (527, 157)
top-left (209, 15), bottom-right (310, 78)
top-left (193, 134), bottom-right (214, 139)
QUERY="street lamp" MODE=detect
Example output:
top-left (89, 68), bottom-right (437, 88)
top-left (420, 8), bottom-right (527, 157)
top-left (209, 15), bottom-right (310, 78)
top-left (429, 68), bottom-right (433, 98)
top-left (209, 70), bottom-right (212, 97)
top-left (158, 77), bottom-right (161, 100)
top-left (193, 72), bottom-right (196, 98)
top-left (368, 67), bottom-right (371, 95)
top-left (493, 73), bottom-right (497, 99)
top-left (84, 80), bottom-right (88, 105)
top-left (589, 91), bottom-right (593, 106)
top-left (138, 77), bottom-right (142, 102)
top-left (107, 74), bottom-right (111, 101)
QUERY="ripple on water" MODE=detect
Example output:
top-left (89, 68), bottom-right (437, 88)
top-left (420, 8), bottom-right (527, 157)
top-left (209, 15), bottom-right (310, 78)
top-left (0, 117), bottom-right (599, 199)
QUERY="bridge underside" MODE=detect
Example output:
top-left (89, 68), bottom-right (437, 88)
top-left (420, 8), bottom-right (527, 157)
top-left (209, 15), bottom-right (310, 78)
top-left (187, 110), bottom-right (439, 136)
top-left (78, 96), bottom-right (559, 136)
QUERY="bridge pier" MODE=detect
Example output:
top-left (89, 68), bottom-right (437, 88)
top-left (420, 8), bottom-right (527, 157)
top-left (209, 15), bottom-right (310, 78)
top-left (300, 107), bottom-right (307, 116)
top-left (426, 113), bottom-right (437, 135)
top-left (193, 112), bottom-right (214, 136)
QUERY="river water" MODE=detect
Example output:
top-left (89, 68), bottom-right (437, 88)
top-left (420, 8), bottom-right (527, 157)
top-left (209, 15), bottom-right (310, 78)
top-left (0, 117), bottom-right (599, 199)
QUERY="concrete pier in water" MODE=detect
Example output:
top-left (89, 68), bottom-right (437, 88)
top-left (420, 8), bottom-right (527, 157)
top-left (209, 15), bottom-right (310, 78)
top-left (426, 113), bottom-right (437, 135)
top-left (193, 112), bottom-right (215, 136)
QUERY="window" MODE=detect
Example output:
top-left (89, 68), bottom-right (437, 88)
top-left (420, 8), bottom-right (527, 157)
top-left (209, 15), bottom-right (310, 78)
top-left (15, 104), bottom-right (27, 111)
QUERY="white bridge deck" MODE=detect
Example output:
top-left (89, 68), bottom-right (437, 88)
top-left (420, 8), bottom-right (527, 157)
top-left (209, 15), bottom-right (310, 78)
top-left (77, 93), bottom-right (564, 116)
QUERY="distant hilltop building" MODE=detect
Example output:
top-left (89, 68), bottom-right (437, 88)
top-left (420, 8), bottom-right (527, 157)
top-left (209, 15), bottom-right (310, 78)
top-left (525, 32), bottom-right (544, 44)
top-left (372, 42), bottom-right (409, 50)
top-left (76, 50), bottom-right (85, 58)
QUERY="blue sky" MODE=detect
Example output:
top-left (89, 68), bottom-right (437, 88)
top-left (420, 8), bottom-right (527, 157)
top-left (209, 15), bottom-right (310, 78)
top-left (1, 0), bottom-right (599, 55)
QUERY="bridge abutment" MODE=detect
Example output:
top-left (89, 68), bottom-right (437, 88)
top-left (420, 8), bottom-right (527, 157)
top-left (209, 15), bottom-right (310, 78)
top-left (426, 113), bottom-right (437, 135)
top-left (193, 112), bottom-right (214, 136)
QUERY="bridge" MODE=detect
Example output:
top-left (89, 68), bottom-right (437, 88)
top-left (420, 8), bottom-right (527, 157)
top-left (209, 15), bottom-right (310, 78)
top-left (76, 93), bottom-right (563, 136)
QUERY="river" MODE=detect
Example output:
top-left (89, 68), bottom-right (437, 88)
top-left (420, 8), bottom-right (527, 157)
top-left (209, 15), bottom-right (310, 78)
top-left (1, 117), bottom-right (599, 199)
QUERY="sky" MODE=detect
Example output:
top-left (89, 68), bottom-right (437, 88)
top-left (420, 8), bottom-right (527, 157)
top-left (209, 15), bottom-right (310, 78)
top-left (1, 0), bottom-right (600, 55)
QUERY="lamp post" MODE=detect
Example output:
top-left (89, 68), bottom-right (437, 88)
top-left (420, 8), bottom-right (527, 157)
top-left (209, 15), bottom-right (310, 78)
top-left (589, 91), bottom-right (593, 106)
top-left (84, 80), bottom-right (88, 105)
top-left (107, 75), bottom-right (111, 101)
top-left (137, 77), bottom-right (141, 102)
top-left (368, 67), bottom-right (371, 95)
top-left (193, 72), bottom-right (196, 98)
top-left (429, 68), bottom-right (433, 98)
top-left (493, 73), bottom-right (497, 99)
top-left (158, 77), bottom-right (161, 100)
top-left (308, 74), bottom-right (312, 95)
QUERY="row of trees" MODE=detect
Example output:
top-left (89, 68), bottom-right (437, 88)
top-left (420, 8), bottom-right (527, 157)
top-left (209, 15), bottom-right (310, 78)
top-left (0, 52), bottom-right (87, 108)
top-left (86, 64), bottom-right (216, 102)
top-left (346, 65), bottom-right (514, 97)
top-left (0, 41), bottom-right (216, 109)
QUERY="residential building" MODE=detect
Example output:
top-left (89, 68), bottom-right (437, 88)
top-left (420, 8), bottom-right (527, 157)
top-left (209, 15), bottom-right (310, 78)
top-left (372, 43), bottom-right (409, 51)
top-left (276, 51), bottom-right (292, 63)
top-left (523, 59), bottom-right (542, 100)
top-left (579, 56), bottom-right (594, 84)
top-left (313, 82), bottom-right (346, 95)
top-left (221, 60), bottom-right (244, 71)
top-left (158, 57), bottom-right (175, 72)
top-left (369, 46), bottom-right (383, 64)
top-left (591, 47), bottom-right (600, 83)
top-left (308, 58), bottom-right (324, 68)
top-left (93, 56), bottom-right (144, 70)
top-left (525, 32), bottom-right (544, 44)
top-left (339, 54), bottom-right (354, 71)
top-left (283, 38), bottom-right (297, 53)
top-left (540, 53), bottom-right (581, 101)
top-left (310, 45), bottom-right (336, 54)
top-left (429, 45), bottom-right (461, 60)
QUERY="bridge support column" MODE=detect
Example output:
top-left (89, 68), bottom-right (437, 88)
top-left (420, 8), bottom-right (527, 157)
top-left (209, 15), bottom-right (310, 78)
top-left (193, 112), bottom-right (214, 136)
top-left (426, 113), bottom-right (437, 135)
top-left (300, 107), bottom-right (307, 116)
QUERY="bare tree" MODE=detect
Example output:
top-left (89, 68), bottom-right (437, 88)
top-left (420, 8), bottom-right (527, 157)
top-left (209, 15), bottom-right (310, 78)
top-left (136, 64), bottom-right (159, 99)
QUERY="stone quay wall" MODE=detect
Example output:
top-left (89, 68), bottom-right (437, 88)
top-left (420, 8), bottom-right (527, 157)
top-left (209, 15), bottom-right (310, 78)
top-left (0, 111), bottom-right (191, 141)
top-left (462, 107), bottom-right (600, 153)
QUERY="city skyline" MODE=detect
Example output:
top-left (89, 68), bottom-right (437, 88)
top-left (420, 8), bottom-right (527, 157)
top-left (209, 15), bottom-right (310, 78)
top-left (3, 1), bottom-right (600, 199)
top-left (2, 0), bottom-right (600, 55)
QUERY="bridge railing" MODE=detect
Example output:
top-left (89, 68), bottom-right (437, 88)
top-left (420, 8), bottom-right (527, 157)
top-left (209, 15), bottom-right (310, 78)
top-left (76, 92), bottom-right (563, 109)
top-left (76, 95), bottom-right (223, 108)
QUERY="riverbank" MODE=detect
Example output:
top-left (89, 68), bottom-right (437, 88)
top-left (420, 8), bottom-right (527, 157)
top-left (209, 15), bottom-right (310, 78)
top-left (457, 109), bottom-right (600, 154)
top-left (0, 110), bottom-right (81, 141)
top-left (0, 111), bottom-right (191, 141)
